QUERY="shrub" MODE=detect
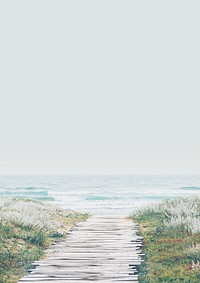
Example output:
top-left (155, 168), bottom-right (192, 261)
top-left (132, 197), bottom-right (200, 235)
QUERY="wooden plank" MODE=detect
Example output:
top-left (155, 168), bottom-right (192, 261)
top-left (18, 216), bottom-right (143, 282)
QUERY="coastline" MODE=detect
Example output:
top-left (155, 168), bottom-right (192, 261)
top-left (1, 195), bottom-right (200, 282)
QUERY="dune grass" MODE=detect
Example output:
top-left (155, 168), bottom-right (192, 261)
top-left (131, 197), bottom-right (200, 283)
top-left (0, 197), bottom-right (88, 283)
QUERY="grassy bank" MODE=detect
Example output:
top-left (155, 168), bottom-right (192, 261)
top-left (131, 197), bottom-right (200, 283)
top-left (0, 197), bottom-right (88, 283)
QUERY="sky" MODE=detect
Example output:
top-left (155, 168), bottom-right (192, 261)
top-left (0, 1), bottom-right (200, 175)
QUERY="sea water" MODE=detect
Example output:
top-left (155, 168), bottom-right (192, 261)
top-left (0, 175), bottom-right (200, 215)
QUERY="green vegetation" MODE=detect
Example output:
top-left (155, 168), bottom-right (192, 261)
top-left (0, 197), bottom-right (88, 283)
top-left (131, 197), bottom-right (200, 283)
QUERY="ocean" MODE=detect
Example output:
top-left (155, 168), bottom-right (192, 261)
top-left (0, 175), bottom-right (200, 215)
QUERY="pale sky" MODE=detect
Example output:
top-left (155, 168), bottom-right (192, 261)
top-left (0, 1), bottom-right (200, 175)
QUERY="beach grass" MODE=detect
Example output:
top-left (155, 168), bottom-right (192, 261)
top-left (0, 197), bottom-right (88, 283)
top-left (131, 197), bottom-right (200, 283)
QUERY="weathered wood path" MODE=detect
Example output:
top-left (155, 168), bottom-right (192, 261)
top-left (19, 216), bottom-right (143, 282)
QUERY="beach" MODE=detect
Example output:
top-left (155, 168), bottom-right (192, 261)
top-left (1, 175), bottom-right (200, 215)
top-left (0, 178), bottom-right (200, 282)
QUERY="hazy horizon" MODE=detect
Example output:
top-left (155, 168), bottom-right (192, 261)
top-left (0, 173), bottom-right (200, 177)
top-left (0, 1), bottom-right (200, 175)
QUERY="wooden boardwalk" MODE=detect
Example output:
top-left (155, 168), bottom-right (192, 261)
top-left (18, 216), bottom-right (143, 282)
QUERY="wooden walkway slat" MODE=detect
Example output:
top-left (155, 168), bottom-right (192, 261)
top-left (18, 216), bottom-right (143, 282)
